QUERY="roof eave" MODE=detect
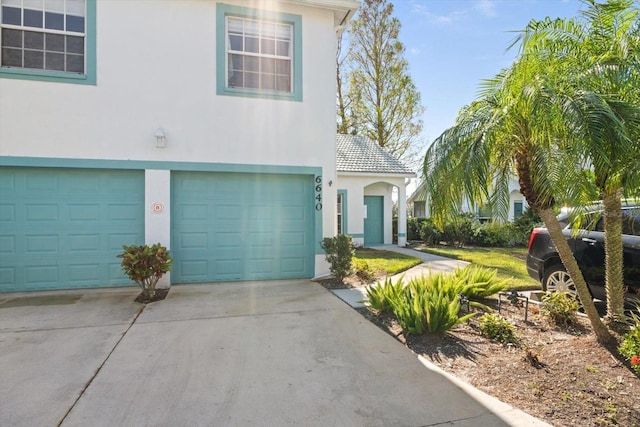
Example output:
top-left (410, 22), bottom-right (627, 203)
top-left (282, 0), bottom-right (359, 27)
top-left (337, 171), bottom-right (416, 179)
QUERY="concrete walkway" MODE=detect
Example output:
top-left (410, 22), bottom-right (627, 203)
top-left (332, 245), bottom-right (470, 308)
top-left (0, 280), bottom-right (549, 426)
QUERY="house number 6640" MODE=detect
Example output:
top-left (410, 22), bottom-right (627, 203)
top-left (315, 176), bottom-right (322, 211)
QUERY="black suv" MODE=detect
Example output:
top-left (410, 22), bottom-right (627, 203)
top-left (526, 204), bottom-right (640, 305)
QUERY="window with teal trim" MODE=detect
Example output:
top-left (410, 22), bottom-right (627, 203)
top-left (0, 0), bottom-right (96, 84)
top-left (216, 3), bottom-right (302, 101)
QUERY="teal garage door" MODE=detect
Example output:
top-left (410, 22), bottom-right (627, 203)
top-left (0, 167), bottom-right (144, 292)
top-left (172, 172), bottom-right (314, 283)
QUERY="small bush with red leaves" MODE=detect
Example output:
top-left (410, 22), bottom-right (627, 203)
top-left (117, 243), bottom-right (173, 299)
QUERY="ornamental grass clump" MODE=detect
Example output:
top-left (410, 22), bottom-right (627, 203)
top-left (388, 273), bottom-right (475, 335)
top-left (364, 277), bottom-right (405, 314)
top-left (452, 265), bottom-right (509, 300)
top-left (117, 243), bottom-right (173, 300)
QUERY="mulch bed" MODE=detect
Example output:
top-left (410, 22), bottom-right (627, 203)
top-left (317, 277), bottom-right (640, 427)
top-left (134, 288), bottom-right (170, 304)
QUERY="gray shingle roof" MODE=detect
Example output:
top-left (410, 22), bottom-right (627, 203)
top-left (336, 134), bottom-right (415, 175)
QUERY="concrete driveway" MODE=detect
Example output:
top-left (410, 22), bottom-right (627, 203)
top-left (0, 280), bottom-right (549, 426)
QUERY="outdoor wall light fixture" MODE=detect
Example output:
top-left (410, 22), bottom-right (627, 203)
top-left (155, 128), bottom-right (167, 148)
top-left (328, 180), bottom-right (333, 187)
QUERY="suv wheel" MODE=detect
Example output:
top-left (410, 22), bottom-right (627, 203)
top-left (543, 264), bottom-right (577, 297)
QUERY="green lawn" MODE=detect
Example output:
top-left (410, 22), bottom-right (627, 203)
top-left (354, 248), bottom-right (422, 275)
top-left (419, 246), bottom-right (541, 291)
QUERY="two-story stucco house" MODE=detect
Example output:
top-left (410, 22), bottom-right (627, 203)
top-left (0, 0), bottom-right (362, 292)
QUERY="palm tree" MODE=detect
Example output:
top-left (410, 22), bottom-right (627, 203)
top-left (423, 56), bottom-right (614, 344)
top-left (514, 0), bottom-right (640, 325)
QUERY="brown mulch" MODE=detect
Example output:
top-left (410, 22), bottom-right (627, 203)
top-left (134, 287), bottom-right (170, 304)
top-left (318, 277), bottom-right (640, 427)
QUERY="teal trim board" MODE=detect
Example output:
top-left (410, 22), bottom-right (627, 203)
top-left (0, 156), bottom-right (321, 177)
top-left (338, 189), bottom-right (348, 235)
top-left (397, 233), bottom-right (406, 237)
top-left (0, 167), bottom-right (144, 292)
top-left (0, 0), bottom-right (97, 85)
top-left (314, 174), bottom-right (324, 255)
top-left (171, 171), bottom-right (315, 283)
top-left (216, 3), bottom-right (302, 101)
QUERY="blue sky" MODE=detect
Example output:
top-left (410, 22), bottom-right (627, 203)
top-left (390, 0), bottom-right (586, 145)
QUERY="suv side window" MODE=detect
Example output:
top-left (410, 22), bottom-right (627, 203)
top-left (622, 209), bottom-right (640, 236)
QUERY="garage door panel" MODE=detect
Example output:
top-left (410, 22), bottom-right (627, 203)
top-left (281, 257), bottom-right (308, 275)
top-left (179, 260), bottom-right (209, 279)
top-left (26, 204), bottom-right (59, 221)
top-left (0, 235), bottom-right (15, 253)
top-left (108, 233), bottom-right (140, 250)
top-left (216, 204), bottom-right (241, 220)
top-left (0, 203), bottom-right (15, 221)
top-left (214, 232), bottom-right (241, 248)
top-left (178, 232), bottom-right (209, 249)
top-left (26, 171), bottom-right (58, 191)
top-left (0, 267), bottom-right (15, 286)
top-left (0, 167), bottom-right (144, 292)
top-left (69, 263), bottom-right (101, 283)
top-left (68, 234), bottom-right (101, 253)
top-left (68, 204), bottom-right (101, 221)
top-left (172, 171), bottom-right (313, 283)
top-left (109, 204), bottom-right (140, 221)
top-left (25, 265), bottom-right (59, 287)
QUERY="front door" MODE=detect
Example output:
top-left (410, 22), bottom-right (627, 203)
top-left (364, 196), bottom-right (384, 246)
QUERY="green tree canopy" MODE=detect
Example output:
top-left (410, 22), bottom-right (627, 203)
top-left (337, 0), bottom-right (425, 166)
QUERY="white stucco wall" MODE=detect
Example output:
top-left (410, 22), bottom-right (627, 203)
top-left (1, 1), bottom-right (336, 166)
top-left (336, 174), bottom-right (411, 247)
top-left (0, 0), bottom-right (344, 279)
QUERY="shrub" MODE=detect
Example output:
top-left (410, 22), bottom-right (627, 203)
top-left (452, 265), bottom-right (509, 300)
top-left (320, 235), bottom-right (355, 283)
top-left (619, 328), bottom-right (640, 377)
top-left (117, 243), bottom-right (173, 300)
top-left (419, 219), bottom-right (443, 246)
top-left (619, 305), bottom-right (640, 376)
top-left (540, 291), bottom-right (581, 326)
top-left (512, 209), bottom-right (542, 245)
top-left (479, 313), bottom-right (519, 344)
top-left (407, 217), bottom-right (433, 241)
top-left (471, 222), bottom-right (514, 247)
top-left (365, 277), bottom-right (405, 314)
top-left (441, 215), bottom-right (475, 247)
top-left (354, 259), bottom-right (375, 283)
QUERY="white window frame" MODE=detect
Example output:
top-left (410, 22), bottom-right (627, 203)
top-left (216, 3), bottom-right (302, 101)
top-left (1, 0), bottom-right (86, 74)
top-left (225, 16), bottom-right (293, 93)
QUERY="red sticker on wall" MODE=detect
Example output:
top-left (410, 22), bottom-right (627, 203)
top-left (152, 203), bottom-right (164, 214)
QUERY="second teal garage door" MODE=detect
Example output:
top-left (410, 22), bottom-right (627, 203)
top-left (171, 172), bottom-right (314, 283)
top-left (0, 167), bottom-right (144, 292)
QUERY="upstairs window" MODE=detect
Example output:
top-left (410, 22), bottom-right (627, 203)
top-left (216, 4), bottom-right (302, 101)
top-left (227, 17), bottom-right (292, 92)
top-left (0, 0), bottom-right (95, 84)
